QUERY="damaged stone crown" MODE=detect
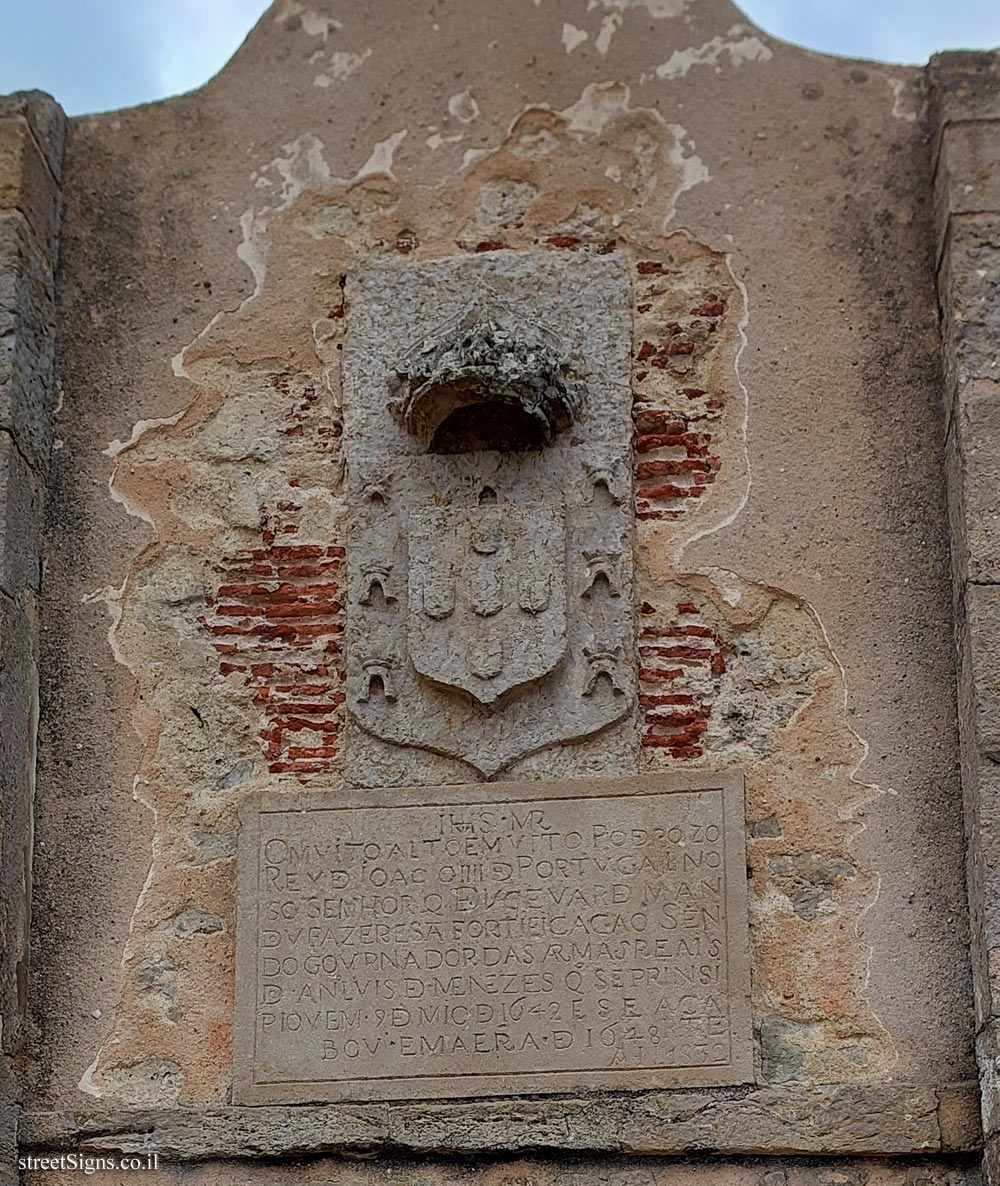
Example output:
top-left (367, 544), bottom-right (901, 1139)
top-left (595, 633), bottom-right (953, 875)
top-left (389, 300), bottom-right (584, 453)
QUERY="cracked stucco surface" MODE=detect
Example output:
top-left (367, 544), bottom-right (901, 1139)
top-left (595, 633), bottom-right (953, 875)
top-left (28, 0), bottom-right (973, 1136)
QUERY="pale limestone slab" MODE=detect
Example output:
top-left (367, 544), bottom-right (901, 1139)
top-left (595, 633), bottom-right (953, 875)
top-left (234, 772), bottom-right (751, 1104)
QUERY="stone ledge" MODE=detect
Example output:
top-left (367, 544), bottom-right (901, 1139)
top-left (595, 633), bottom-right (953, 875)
top-left (0, 117), bottom-right (61, 258)
top-left (965, 585), bottom-right (1000, 759)
top-left (936, 214), bottom-right (1000, 386)
top-left (949, 381), bottom-right (1000, 585)
top-left (0, 209), bottom-right (58, 472)
top-left (936, 122), bottom-right (1000, 245)
top-left (929, 51), bottom-right (1000, 157)
top-left (0, 93), bottom-right (64, 184)
top-left (20, 1082), bottom-right (982, 1161)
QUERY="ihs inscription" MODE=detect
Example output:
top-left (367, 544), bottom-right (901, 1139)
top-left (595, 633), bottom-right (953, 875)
top-left (234, 773), bottom-right (751, 1103)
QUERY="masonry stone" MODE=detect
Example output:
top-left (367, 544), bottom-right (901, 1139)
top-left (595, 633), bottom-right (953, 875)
top-left (4, 4), bottom-right (1000, 1186)
top-left (235, 773), bottom-right (750, 1103)
top-left (343, 253), bottom-right (636, 781)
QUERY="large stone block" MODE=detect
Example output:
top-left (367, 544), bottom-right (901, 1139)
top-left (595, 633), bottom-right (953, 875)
top-left (235, 773), bottom-right (751, 1105)
top-left (18, 1082), bottom-right (982, 1160)
top-left (941, 216), bottom-right (1000, 395)
top-left (0, 591), bottom-right (37, 1055)
top-left (0, 92), bottom-right (64, 184)
top-left (12, 1156), bottom-right (989, 1186)
top-left (931, 52), bottom-right (1000, 136)
top-left (965, 585), bottom-right (1000, 760)
top-left (953, 381), bottom-right (1000, 584)
top-left (938, 123), bottom-right (1000, 221)
top-left (0, 431), bottom-right (41, 600)
top-left (0, 210), bottom-right (56, 470)
top-left (0, 117), bottom-right (60, 257)
top-left (342, 252), bottom-right (637, 784)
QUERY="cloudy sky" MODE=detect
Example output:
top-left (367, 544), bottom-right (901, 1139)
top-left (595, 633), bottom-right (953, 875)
top-left (1, 0), bottom-right (999, 117)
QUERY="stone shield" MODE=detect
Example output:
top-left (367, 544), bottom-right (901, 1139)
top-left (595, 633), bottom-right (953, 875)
top-left (407, 502), bottom-right (567, 703)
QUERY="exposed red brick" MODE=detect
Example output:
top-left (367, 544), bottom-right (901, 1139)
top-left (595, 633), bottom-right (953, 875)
top-left (205, 502), bottom-right (345, 781)
top-left (263, 601), bottom-right (342, 618)
top-left (633, 410), bottom-right (687, 434)
top-left (638, 665), bottom-right (685, 682)
top-left (262, 699), bottom-right (344, 716)
top-left (269, 761), bottom-right (331, 775)
top-left (287, 746), bottom-right (339, 760)
top-left (639, 601), bottom-right (729, 759)
top-left (640, 624), bottom-right (715, 639)
top-left (636, 432), bottom-right (707, 454)
top-left (636, 483), bottom-right (705, 501)
top-left (641, 643), bottom-right (713, 662)
top-left (636, 458), bottom-right (713, 480)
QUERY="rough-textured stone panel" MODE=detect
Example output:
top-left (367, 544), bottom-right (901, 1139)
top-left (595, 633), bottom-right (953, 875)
top-left (0, 590), bottom-right (38, 1055)
top-left (0, 432), bottom-right (41, 599)
top-left (938, 123), bottom-right (1000, 221)
top-left (939, 215), bottom-right (1000, 392)
top-left (965, 585), bottom-right (1000, 760)
top-left (933, 49), bottom-right (1000, 1186)
top-left (235, 774), bottom-right (750, 1103)
top-left (0, 118), bottom-right (60, 257)
top-left (17, 1156), bottom-right (986, 1186)
top-left (0, 93), bottom-right (64, 184)
top-left (0, 210), bottom-right (57, 470)
top-left (0, 85), bottom-right (63, 1183)
top-left (20, 1082), bottom-right (981, 1159)
top-left (931, 52), bottom-right (1000, 134)
top-left (951, 382), bottom-right (1000, 584)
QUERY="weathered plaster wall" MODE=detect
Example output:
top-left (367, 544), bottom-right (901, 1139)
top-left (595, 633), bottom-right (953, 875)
top-left (17, 0), bottom-right (980, 1173)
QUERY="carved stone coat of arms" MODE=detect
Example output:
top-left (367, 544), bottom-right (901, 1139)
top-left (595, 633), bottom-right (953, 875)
top-left (342, 254), bottom-right (636, 780)
top-left (407, 502), bottom-right (567, 702)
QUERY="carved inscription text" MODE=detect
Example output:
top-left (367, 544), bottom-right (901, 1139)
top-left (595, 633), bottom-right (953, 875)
top-left (234, 773), bottom-right (750, 1103)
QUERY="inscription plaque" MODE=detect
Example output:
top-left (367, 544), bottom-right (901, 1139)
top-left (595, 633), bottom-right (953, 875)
top-left (234, 773), bottom-right (751, 1103)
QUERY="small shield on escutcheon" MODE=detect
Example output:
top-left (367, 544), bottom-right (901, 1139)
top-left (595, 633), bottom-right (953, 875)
top-left (408, 502), bottom-right (567, 703)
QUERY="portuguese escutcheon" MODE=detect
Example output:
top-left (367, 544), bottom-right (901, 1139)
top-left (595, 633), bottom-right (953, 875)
top-left (342, 253), bottom-right (637, 779)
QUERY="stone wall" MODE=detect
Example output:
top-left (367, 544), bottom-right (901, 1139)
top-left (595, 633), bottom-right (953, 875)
top-left (0, 90), bottom-right (64, 1186)
top-left (1, 1), bottom-right (998, 1184)
top-left (931, 47), bottom-right (1000, 1185)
